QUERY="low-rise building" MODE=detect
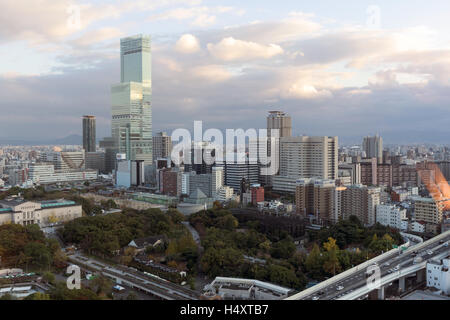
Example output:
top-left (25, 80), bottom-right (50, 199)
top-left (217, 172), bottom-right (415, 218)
top-left (250, 184), bottom-right (264, 206)
top-left (427, 255), bottom-right (450, 295)
top-left (215, 186), bottom-right (234, 202)
top-left (0, 198), bottom-right (82, 228)
top-left (272, 176), bottom-right (298, 194)
top-left (28, 163), bottom-right (97, 185)
top-left (409, 220), bottom-right (426, 233)
top-left (204, 277), bottom-right (293, 300)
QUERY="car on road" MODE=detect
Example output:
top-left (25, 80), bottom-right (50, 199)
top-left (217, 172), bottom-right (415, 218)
top-left (427, 250), bottom-right (433, 255)
top-left (413, 257), bottom-right (423, 264)
top-left (312, 296), bottom-right (319, 300)
top-left (394, 265), bottom-right (400, 271)
top-left (444, 242), bottom-right (449, 247)
top-left (384, 262), bottom-right (390, 266)
top-left (337, 285), bottom-right (344, 291)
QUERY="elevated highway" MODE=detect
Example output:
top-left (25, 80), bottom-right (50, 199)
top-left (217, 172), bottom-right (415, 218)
top-left (68, 253), bottom-right (198, 300)
top-left (287, 230), bottom-right (450, 300)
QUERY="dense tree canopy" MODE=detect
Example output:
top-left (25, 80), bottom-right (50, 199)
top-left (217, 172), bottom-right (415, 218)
top-left (60, 208), bottom-right (189, 257)
top-left (0, 224), bottom-right (64, 270)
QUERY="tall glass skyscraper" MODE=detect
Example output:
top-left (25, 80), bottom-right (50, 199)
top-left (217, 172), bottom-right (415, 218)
top-left (82, 115), bottom-right (96, 152)
top-left (111, 35), bottom-right (152, 164)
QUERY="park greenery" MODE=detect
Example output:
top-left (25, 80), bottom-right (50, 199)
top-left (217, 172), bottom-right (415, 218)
top-left (314, 216), bottom-right (402, 253)
top-left (0, 224), bottom-right (65, 271)
top-left (189, 208), bottom-right (308, 290)
top-left (189, 208), bottom-right (405, 288)
top-left (60, 208), bottom-right (193, 256)
top-left (60, 207), bottom-right (198, 280)
top-left (0, 186), bottom-right (407, 294)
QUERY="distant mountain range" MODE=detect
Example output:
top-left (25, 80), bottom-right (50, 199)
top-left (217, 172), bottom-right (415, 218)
top-left (0, 134), bottom-right (83, 146)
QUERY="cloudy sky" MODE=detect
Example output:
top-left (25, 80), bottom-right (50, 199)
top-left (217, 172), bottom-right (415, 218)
top-left (1, 0), bottom-right (450, 144)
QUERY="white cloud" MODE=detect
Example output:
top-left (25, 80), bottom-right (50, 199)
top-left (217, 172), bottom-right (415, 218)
top-left (283, 83), bottom-right (332, 99)
top-left (149, 6), bottom-right (239, 27)
top-left (175, 34), bottom-right (201, 53)
top-left (207, 37), bottom-right (284, 61)
top-left (71, 27), bottom-right (124, 47)
top-left (192, 65), bottom-right (232, 82)
top-left (2, 8), bottom-right (450, 142)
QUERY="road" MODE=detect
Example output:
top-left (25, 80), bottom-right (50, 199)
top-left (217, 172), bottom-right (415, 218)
top-left (67, 252), bottom-right (199, 300)
top-left (295, 232), bottom-right (450, 300)
top-left (182, 221), bottom-right (201, 246)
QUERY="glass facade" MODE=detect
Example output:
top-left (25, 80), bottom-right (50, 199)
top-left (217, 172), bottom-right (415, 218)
top-left (111, 35), bottom-right (152, 164)
top-left (82, 115), bottom-right (96, 152)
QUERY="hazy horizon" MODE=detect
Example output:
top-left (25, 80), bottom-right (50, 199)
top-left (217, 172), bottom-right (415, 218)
top-left (1, 0), bottom-right (450, 144)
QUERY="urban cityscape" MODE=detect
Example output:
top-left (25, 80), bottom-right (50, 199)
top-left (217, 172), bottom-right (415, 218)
top-left (0, 0), bottom-right (450, 308)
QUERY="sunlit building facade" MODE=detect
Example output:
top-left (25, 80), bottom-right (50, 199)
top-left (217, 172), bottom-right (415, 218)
top-left (111, 35), bottom-right (152, 164)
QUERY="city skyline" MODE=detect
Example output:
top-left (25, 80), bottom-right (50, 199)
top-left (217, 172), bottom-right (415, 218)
top-left (1, 1), bottom-right (450, 144)
top-left (1, 1), bottom-right (450, 305)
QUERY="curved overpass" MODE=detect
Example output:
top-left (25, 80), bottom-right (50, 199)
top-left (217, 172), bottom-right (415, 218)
top-left (286, 230), bottom-right (450, 300)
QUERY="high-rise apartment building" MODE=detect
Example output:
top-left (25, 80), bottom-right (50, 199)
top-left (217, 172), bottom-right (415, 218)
top-left (153, 132), bottom-right (172, 162)
top-left (260, 111), bottom-right (292, 186)
top-left (413, 196), bottom-right (446, 234)
top-left (360, 158), bottom-right (378, 186)
top-left (267, 111), bottom-right (292, 138)
top-left (111, 35), bottom-right (152, 164)
top-left (341, 184), bottom-right (381, 226)
top-left (362, 135), bottom-right (383, 164)
top-left (82, 115), bottom-right (96, 152)
top-left (338, 163), bottom-right (361, 186)
top-left (279, 136), bottom-right (338, 180)
top-left (295, 178), bottom-right (336, 223)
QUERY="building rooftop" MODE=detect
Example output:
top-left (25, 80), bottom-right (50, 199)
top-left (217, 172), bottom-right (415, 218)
top-left (0, 198), bottom-right (77, 214)
top-left (402, 290), bottom-right (450, 301)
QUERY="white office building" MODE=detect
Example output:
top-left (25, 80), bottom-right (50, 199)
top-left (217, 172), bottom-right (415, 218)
top-left (376, 204), bottom-right (408, 231)
top-left (28, 163), bottom-right (97, 185)
top-left (427, 255), bottom-right (450, 295)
